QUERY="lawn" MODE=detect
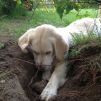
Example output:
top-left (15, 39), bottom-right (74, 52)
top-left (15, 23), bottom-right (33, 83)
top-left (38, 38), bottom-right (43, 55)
top-left (0, 7), bottom-right (101, 101)
top-left (0, 8), bottom-right (97, 38)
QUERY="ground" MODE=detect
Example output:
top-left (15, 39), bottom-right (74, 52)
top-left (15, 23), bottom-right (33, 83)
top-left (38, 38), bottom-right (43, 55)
top-left (0, 36), bottom-right (101, 101)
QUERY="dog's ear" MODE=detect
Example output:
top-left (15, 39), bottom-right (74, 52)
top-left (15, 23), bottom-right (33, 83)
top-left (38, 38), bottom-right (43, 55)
top-left (52, 35), bottom-right (68, 61)
top-left (18, 29), bottom-right (35, 53)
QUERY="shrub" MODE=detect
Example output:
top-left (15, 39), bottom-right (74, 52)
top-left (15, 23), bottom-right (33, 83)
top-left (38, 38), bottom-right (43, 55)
top-left (0, 0), bottom-right (33, 16)
top-left (0, 0), bottom-right (16, 15)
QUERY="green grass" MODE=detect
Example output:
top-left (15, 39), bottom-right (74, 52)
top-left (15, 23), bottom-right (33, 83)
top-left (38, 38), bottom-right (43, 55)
top-left (0, 8), bottom-right (98, 38)
top-left (0, 42), bottom-right (5, 49)
top-left (62, 8), bottom-right (97, 24)
top-left (68, 33), bottom-right (101, 57)
top-left (72, 33), bottom-right (101, 45)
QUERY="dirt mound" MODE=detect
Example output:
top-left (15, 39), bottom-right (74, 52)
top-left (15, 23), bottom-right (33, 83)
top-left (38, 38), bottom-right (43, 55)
top-left (0, 36), bottom-right (101, 101)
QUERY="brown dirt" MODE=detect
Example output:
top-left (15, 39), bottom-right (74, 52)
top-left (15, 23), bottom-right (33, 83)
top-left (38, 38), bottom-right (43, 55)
top-left (0, 36), bottom-right (101, 101)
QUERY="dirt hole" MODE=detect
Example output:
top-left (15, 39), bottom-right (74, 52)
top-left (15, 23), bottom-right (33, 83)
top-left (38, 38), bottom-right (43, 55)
top-left (0, 36), bottom-right (101, 101)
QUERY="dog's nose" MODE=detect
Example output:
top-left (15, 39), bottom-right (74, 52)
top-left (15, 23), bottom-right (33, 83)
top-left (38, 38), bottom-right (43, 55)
top-left (37, 65), bottom-right (45, 71)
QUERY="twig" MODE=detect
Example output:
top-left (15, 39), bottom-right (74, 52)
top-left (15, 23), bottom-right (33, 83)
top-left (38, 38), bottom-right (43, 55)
top-left (14, 58), bottom-right (34, 65)
top-left (28, 69), bottom-right (39, 86)
top-left (69, 58), bottom-right (84, 62)
top-left (58, 90), bottom-right (82, 97)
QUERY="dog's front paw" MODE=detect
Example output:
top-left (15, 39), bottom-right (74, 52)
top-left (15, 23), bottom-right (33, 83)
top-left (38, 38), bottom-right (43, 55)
top-left (40, 85), bottom-right (56, 101)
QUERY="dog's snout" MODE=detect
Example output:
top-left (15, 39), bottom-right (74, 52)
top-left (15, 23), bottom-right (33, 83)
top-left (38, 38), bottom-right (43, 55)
top-left (36, 63), bottom-right (45, 71)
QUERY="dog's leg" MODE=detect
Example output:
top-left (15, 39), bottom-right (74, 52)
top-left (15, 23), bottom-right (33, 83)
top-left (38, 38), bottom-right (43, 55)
top-left (41, 62), bottom-right (67, 101)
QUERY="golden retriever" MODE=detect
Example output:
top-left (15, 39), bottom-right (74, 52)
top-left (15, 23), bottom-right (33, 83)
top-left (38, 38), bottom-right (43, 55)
top-left (18, 17), bottom-right (101, 101)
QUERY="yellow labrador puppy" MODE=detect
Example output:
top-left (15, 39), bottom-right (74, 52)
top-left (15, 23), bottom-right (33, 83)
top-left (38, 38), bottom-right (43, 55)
top-left (18, 17), bottom-right (101, 101)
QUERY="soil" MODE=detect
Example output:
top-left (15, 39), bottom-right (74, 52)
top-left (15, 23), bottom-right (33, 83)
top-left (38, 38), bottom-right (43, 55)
top-left (0, 36), bottom-right (101, 101)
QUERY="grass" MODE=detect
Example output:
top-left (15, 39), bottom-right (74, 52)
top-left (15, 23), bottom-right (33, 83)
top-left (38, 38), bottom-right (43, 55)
top-left (0, 8), bottom-right (98, 39)
top-left (68, 34), bottom-right (101, 57)
top-left (72, 33), bottom-right (101, 45)
top-left (0, 42), bottom-right (5, 49)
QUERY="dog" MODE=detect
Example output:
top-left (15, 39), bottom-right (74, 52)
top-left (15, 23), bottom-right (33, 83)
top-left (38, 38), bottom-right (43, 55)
top-left (18, 17), bottom-right (101, 101)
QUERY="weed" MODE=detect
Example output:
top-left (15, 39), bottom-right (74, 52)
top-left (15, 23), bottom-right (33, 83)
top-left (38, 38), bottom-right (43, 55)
top-left (0, 43), bottom-right (5, 49)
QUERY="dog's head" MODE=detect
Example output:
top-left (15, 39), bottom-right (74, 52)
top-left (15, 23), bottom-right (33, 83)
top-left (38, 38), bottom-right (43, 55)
top-left (18, 24), bottom-right (68, 71)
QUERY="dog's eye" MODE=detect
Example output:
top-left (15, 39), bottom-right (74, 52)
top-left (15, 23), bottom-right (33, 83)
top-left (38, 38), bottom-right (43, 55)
top-left (45, 51), bottom-right (51, 55)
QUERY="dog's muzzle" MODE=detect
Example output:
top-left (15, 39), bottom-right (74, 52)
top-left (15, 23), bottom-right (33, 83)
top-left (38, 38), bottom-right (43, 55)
top-left (35, 64), bottom-right (52, 71)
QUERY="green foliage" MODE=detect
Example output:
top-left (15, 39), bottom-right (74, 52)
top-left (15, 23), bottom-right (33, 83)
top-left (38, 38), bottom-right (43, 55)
top-left (72, 32), bottom-right (101, 45)
top-left (0, 0), bottom-right (16, 15)
top-left (0, 0), bottom-right (98, 18)
top-left (53, 0), bottom-right (98, 18)
top-left (0, 0), bottom-right (33, 16)
top-left (53, 0), bottom-right (80, 18)
top-left (68, 47), bottom-right (79, 57)
top-left (0, 43), bottom-right (5, 49)
top-left (68, 34), bottom-right (101, 58)
top-left (12, 4), bottom-right (27, 17)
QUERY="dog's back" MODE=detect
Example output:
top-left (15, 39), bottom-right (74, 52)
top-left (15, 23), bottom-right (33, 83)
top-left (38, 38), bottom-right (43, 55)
top-left (66, 17), bottom-right (101, 35)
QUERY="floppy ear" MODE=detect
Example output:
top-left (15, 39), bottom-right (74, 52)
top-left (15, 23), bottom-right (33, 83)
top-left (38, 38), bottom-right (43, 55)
top-left (52, 35), bottom-right (68, 61)
top-left (18, 29), bottom-right (35, 53)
